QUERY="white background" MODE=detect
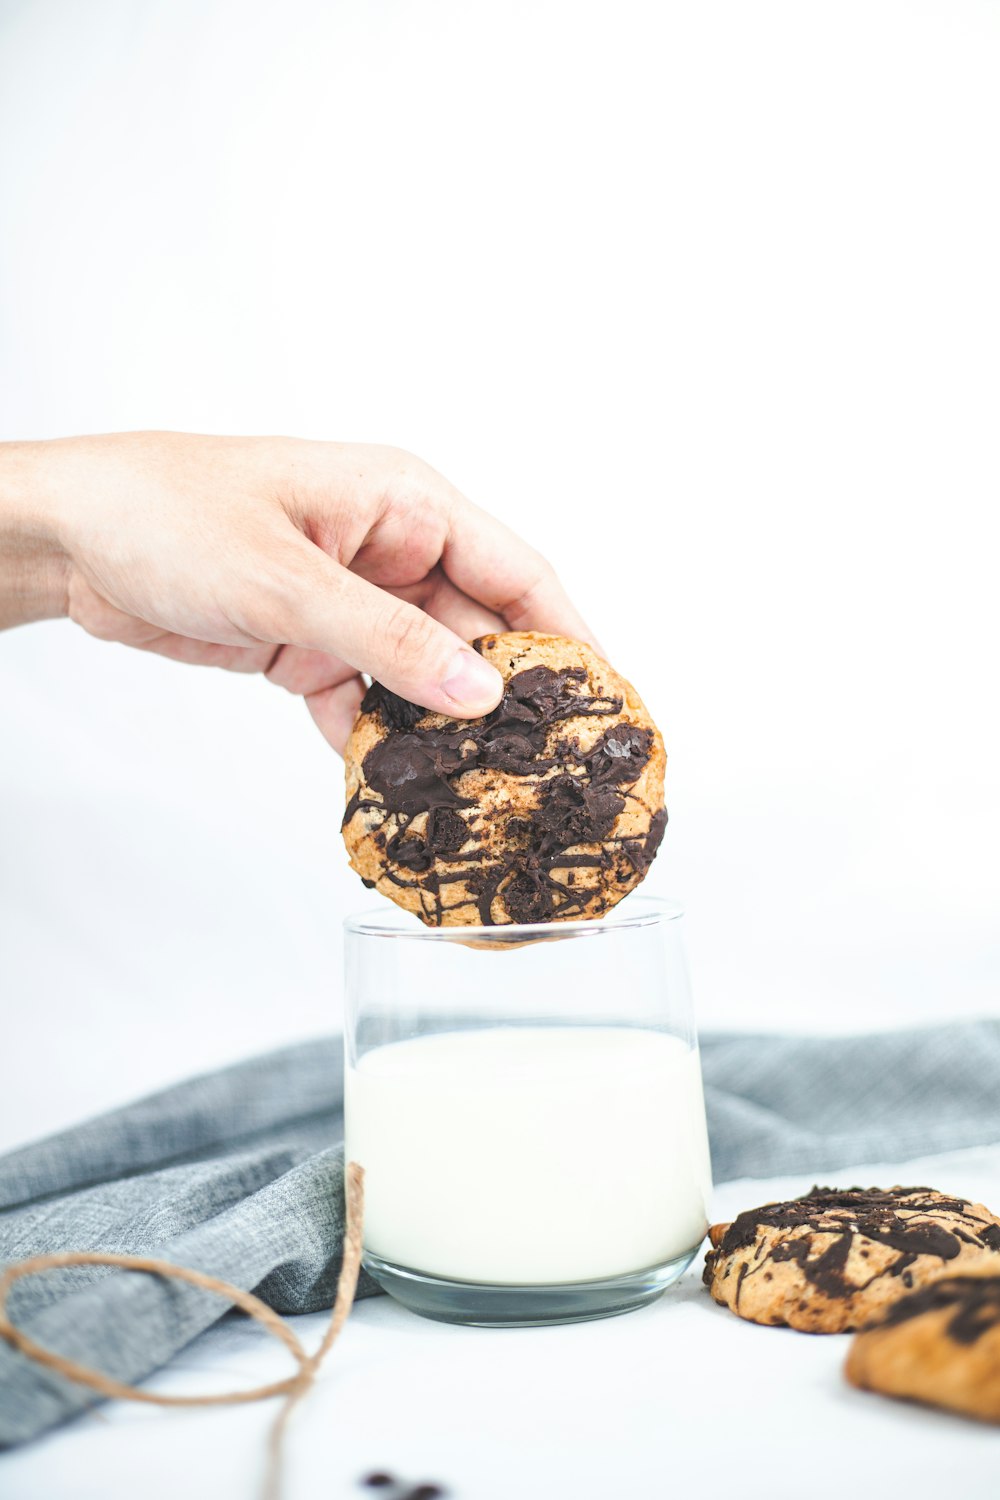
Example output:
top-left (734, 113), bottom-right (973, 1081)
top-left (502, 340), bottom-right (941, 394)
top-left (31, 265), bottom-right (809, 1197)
top-left (1, 0), bottom-right (998, 1151)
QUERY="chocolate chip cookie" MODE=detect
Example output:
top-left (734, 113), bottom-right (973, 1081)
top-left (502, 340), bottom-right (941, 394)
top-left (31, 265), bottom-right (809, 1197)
top-left (703, 1186), bottom-right (1000, 1333)
top-left (846, 1268), bottom-right (1000, 1420)
top-left (342, 632), bottom-right (666, 927)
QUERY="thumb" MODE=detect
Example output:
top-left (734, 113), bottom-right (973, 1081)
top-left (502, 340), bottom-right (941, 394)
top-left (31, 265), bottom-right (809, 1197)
top-left (265, 546), bottom-right (504, 718)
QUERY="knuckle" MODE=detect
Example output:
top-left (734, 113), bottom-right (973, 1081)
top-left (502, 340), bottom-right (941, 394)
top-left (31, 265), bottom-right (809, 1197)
top-left (383, 600), bottom-right (438, 665)
top-left (66, 576), bottom-right (120, 640)
top-left (374, 444), bottom-right (423, 487)
top-left (502, 553), bottom-right (556, 621)
top-left (386, 448), bottom-right (443, 502)
top-left (388, 444), bottom-right (425, 477)
top-left (255, 568), bottom-right (301, 623)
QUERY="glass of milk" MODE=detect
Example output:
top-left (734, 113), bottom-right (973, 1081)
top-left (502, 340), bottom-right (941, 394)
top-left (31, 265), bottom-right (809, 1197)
top-left (344, 897), bottom-right (712, 1326)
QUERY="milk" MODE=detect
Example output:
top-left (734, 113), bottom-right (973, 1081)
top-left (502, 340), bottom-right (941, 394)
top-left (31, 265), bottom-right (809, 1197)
top-left (345, 1026), bottom-right (712, 1285)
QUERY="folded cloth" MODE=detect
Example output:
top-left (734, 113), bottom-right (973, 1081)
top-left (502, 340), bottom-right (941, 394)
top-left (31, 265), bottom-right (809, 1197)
top-left (3, 1020), bottom-right (1000, 1447)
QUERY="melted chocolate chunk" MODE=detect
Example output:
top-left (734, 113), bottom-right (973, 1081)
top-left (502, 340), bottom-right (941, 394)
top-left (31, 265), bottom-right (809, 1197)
top-left (388, 810), bottom-right (470, 873)
top-left (705, 1186), bottom-right (1000, 1303)
top-left (426, 807), bottom-right (468, 853)
top-left (473, 666), bottom-right (621, 775)
top-left (348, 657), bottom-right (663, 925)
top-left (362, 733), bottom-right (474, 815)
top-left (503, 665), bottom-right (617, 725)
top-left (584, 723), bottom-right (654, 784)
top-left (360, 682), bottom-right (426, 732)
top-left (503, 868), bottom-right (557, 925)
top-left (536, 774), bottom-right (625, 848)
top-left (385, 828), bottom-right (434, 872)
top-left (873, 1274), bottom-right (1000, 1345)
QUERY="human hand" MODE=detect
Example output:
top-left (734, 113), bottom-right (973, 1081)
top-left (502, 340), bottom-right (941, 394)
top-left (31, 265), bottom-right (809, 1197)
top-left (0, 432), bottom-right (596, 750)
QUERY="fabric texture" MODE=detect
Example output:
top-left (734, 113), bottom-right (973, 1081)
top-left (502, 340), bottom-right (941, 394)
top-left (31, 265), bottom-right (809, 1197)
top-left (3, 1021), bottom-right (1000, 1446)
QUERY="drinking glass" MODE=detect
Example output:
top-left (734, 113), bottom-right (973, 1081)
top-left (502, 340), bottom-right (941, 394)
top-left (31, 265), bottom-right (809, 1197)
top-left (343, 896), bottom-right (712, 1327)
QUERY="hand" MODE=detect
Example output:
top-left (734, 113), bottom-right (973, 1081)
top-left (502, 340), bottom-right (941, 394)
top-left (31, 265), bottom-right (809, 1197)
top-left (0, 432), bottom-right (596, 750)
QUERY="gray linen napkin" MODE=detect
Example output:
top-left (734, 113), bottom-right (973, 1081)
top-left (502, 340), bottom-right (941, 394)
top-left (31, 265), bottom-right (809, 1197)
top-left (3, 1021), bottom-right (1000, 1446)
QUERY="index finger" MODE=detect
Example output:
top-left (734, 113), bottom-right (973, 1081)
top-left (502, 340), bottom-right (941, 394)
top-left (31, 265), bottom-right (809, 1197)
top-left (440, 495), bottom-right (603, 653)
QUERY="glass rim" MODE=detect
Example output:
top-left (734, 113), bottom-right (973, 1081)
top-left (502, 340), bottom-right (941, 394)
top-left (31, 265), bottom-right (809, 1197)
top-left (343, 893), bottom-right (683, 941)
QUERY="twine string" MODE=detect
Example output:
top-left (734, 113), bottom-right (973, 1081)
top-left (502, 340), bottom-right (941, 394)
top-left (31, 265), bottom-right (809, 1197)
top-left (0, 1161), bottom-right (366, 1500)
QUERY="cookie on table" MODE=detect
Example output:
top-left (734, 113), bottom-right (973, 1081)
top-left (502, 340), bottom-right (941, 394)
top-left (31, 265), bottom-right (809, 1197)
top-left (342, 631), bottom-right (666, 928)
top-left (703, 1185), bottom-right (1000, 1333)
top-left (846, 1268), bottom-right (1000, 1421)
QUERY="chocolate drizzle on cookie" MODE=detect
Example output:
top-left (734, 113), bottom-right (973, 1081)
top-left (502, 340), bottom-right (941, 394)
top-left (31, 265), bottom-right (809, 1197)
top-left (704, 1186), bottom-right (1000, 1307)
top-left (342, 659), bottom-right (666, 926)
top-left (871, 1274), bottom-right (1000, 1345)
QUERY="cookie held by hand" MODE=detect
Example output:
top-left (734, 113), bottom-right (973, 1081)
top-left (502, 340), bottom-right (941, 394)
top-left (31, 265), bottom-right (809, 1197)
top-left (846, 1268), bottom-right (1000, 1421)
top-left (342, 632), bottom-right (666, 928)
top-left (703, 1186), bottom-right (1000, 1333)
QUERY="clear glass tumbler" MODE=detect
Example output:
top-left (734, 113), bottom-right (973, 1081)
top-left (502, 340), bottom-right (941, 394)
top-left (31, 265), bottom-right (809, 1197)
top-left (343, 896), bottom-right (712, 1327)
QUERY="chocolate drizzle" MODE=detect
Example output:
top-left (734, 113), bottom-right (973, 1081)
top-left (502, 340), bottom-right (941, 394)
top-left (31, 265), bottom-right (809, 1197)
top-left (704, 1186), bottom-right (1000, 1305)
top-left (343, 659), bottom-right (666, 925)
top-left (871, 1273), bottom-right (1000, 1345)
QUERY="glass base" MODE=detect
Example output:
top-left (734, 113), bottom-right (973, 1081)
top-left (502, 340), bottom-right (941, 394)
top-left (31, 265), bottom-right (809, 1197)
top-left (362, 1246), bottom-right (701, 1327)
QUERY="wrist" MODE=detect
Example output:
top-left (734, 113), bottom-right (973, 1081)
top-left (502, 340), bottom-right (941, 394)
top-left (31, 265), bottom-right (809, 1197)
top-left (0, 440), bottom-right (71, 627)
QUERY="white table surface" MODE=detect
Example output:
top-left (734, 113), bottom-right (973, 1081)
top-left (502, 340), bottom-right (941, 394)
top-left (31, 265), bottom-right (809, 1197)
top-left (4, 1143), bottom-right (1000, 1500)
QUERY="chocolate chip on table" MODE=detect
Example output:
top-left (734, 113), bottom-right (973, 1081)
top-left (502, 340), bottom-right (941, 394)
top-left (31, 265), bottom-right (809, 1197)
top-left (358, 1477), bottom-right (448, 1498)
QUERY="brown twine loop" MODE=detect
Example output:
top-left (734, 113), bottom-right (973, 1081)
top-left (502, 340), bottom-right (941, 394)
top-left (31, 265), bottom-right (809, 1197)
top-left (0, 1161), bottom-right (365, 1500)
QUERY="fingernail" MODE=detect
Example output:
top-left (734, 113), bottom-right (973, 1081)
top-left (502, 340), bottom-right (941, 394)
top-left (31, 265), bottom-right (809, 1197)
top-left (441, 648), bottom-right (504, 714)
